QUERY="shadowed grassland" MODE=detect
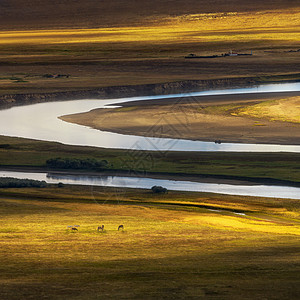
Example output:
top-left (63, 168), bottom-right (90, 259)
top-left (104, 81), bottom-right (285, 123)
top-left (0, 135), bottom-right (300, 184)
top-left (1, 8), bottom-right (300, 95)
top-left (0, 185), bottom-right (300, 299)
top-left (2, 0), bottom-right (300, 30)
top-left (1, 2), bottom-right (300, 298)
top-left (1, 10), bottom-right (300, 45)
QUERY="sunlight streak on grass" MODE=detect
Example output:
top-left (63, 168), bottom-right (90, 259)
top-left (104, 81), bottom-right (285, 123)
top-left (0, 9), bottom-right (300, 45)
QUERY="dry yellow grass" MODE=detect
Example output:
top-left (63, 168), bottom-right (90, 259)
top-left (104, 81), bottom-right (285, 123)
top-left (1, 188), bottom-right (300, 299)
top-left (1, 9), bottom-right (300, 45)
top-left (237, 97), bottom-right (300, 123)
top-left (1, 9), bottom-right (300, 95)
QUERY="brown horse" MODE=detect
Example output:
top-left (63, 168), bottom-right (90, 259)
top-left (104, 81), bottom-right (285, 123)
top-left (67, 225), bottom-right (80, 229)
top-left (97, 225), bottom-right (104, 231)
top-left (118, 225), bottom-right (124, 231)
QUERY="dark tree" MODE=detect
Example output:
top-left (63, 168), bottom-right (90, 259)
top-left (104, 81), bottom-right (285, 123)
top-left (151, 185), bottom-right (168, 194)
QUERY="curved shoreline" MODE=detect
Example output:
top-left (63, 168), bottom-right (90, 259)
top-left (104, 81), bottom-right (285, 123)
top-left (1, 166), bottom-right (300, 188)
top-left (1, 78), bottom-right (300, 152)
top-left (2, 167), bottom-right (300, 200)
top-left (0, 76), bottom-right (298, 110)
top-left (61, 91), bottom-right (300, 146)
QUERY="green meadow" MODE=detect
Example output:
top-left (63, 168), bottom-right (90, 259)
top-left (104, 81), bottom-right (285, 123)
top-left (0, 135), bottom-right (300, 184)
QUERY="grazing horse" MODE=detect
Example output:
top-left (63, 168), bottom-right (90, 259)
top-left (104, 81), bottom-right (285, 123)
top-left (118, 225), bottom-right (124, 231)
top-left (67, 225), bottom-right (80, 230)
top-left (97, 225), bottom-right (104, 231)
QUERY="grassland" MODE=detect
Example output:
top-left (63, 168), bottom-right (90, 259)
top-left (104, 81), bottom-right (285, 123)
top-left (1, 10), bottom-right (300, 45)
top-left (236, 97), bottom-right (300, 123)
top-left (1, 8), bottom-right (300, 95)
top-left (2, 0), bottom-right (299, 30)
top-left (1, 185), bottom-right (300, 299)
top-left (0, 135), bottom-right (300, 185)
top-left (1, 2), bottom-right (300, 298)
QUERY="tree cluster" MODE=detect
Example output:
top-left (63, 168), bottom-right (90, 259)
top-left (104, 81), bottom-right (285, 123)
top-left (46, 157), bottom-right (109, 170)
top-left (0, 177), bottom-right (47, 188)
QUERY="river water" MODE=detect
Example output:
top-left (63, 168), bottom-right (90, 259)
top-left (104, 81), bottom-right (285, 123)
top-left (1, 170), bottom-right (300, 200)
top-left (0, 82), bottom-right (300, 152)
top-left (1, 82), bottom-right (300, 199)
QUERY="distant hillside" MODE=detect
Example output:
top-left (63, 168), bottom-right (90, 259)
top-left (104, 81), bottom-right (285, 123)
top-left (0, 0), bottom-right (299, 30)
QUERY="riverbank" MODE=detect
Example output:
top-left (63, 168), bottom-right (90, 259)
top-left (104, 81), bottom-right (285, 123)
top-left (2, 75), bottom-right (299, 109)
top-left (2, 165), bottom-right (300, 188)
top-left (61, 90), bottom-right (300, 145)
top-left (0, 77), bottom-right (252, 108)
top-left (1, 135), bottom-right (300, 185)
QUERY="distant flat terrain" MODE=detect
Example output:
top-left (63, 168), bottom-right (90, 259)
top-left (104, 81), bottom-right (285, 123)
top-left (0, 1), bottom-right (300, 95)
top-left (1, 0), bottom-right (299, 29)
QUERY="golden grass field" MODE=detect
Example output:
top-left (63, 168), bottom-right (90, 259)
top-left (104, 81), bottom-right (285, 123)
top-left (236, 97), bottom-right (300, 123)
top-left (1, 0), bottom-right (299, 30)
top-left (1, 2), bottom-right (300, 298)
top-left (1, 185), bottom-right (300, 299)
top-left (1, 10), bottom-right (300, 45)
top-left (1, 8), bottom-right (300, 95)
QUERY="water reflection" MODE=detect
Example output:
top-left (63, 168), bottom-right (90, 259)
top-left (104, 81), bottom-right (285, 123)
top-left (1, 170), bottom-right (300, 200)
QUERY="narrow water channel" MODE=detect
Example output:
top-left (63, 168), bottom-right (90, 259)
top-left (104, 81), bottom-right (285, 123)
top-left (1, 170), bottom-right (300, 200)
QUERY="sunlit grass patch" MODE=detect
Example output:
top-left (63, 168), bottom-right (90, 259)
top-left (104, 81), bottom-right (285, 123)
top-left (115, 106), bottom-right (138, 112)
top-left (1, 188), bottom-right (300, 299)
top-left (197, 96), bottom-right (300, 124)
top-left (183, 213), bottom-right (300, 235)
top-left (237, 97), bottom-right (300, 123)
top-left (199, 103), bottom-right (247, 115)
top-left (1, 9), bottom-right (300, 46)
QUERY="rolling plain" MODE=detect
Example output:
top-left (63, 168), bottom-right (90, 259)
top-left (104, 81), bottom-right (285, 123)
top-left (1, 1), bottom-right (300, 299)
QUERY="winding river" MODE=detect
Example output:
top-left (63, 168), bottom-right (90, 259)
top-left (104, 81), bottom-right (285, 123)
top-left (0, 82), bottom-right (300, 152)
top-left (1, 170), bottom-right (300, 200)
top-left (1, 82), bottom-right (300, 199)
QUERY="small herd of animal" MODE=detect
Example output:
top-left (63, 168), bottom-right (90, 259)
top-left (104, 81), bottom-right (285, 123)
top-left (66, 224), bottom-right (124, 232)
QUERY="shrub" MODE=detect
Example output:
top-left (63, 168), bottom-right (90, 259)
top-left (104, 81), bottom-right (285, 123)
top-left (0, 144), bottom-right (11, 149)
top-left (46, 157), bottom-right (109, 170)
top-left (151, 185), bottom-right (168, 194)
top-left (57, 182), bottom-right (64, 188)
top-left (0, 177), bottom-right (47, 188)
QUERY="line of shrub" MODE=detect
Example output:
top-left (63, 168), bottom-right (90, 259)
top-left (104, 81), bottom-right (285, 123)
top-left (0, 177), bottom-right (47, 188)
top-left (46, 158), bottom-right (109, 170)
